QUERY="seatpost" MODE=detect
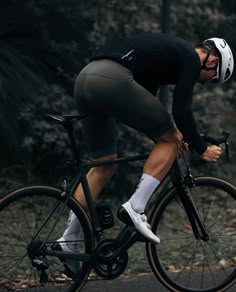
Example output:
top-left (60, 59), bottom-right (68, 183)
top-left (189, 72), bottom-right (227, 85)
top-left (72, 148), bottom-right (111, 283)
top-left (65, 125), bottom-right (80, 165)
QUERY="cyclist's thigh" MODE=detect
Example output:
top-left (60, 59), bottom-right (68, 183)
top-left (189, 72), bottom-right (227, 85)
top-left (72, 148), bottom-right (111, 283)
top-left (74, 60), bottom-right (174, 153)
top-left (81, 110), bottom-right (117, 159)
top-left (112, 80), bottom-right (174, 139)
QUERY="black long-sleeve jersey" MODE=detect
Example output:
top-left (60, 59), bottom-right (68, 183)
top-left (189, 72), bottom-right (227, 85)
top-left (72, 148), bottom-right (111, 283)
top-left (90, 32), bottom-right (207, 154)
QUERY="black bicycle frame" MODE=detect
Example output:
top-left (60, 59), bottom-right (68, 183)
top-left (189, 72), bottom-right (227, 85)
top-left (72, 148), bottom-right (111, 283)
top-left (45, 154), bottom-right (211, 268)
top-left (65, 117), bottom-right (208, 242)
top-left (45, 115), bottom-right (214, 260)
top-left (171, 159), bottom-right (209, 240)
top-left (71, 153), bottom-right (209, 243)
top-left (78, 154), bottom-right (149, 240)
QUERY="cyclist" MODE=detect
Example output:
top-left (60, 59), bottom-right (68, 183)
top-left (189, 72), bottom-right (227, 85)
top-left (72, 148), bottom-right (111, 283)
top-left (57, 32), bottom-right (234, 274)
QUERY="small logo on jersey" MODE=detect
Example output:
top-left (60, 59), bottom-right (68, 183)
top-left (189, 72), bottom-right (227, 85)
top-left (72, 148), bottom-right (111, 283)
top-left (121, 49), bottom-right (135, 61)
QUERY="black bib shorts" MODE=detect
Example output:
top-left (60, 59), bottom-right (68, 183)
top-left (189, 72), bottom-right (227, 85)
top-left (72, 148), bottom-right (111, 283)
top-left (74, 59), bottom-right (174, 159)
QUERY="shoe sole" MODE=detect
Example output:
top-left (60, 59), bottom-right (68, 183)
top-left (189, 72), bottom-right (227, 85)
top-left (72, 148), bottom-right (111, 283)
top-left (117, 206), bottom-right (135, 226)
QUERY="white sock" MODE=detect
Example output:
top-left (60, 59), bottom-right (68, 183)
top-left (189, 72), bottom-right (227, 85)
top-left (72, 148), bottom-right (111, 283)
top-left (63, 210), bottom-right (81, 251)
top-left (129, 173), bottom-right (160, 213)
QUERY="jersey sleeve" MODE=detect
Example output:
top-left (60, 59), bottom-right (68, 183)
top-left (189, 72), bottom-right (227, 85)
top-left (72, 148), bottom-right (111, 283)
top-left (172, 62), bottom-right (207, 155)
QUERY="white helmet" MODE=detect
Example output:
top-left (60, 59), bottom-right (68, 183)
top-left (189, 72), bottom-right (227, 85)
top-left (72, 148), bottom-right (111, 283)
top-left (200, 38), bottom-right (234, 83)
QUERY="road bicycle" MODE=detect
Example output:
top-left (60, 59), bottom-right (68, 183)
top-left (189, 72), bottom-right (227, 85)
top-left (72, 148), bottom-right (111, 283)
top-left (0, 114), bottom-right (235, 292)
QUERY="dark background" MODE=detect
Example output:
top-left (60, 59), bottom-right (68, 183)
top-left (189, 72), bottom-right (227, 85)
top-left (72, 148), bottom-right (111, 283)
top-left (0, 0), bottom-right (235, 198)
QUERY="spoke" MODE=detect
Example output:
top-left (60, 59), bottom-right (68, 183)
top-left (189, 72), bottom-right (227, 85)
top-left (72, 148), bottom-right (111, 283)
top-left (155, 182), bottom-right (236, 292)
top-left (31, 195), bottom-right (39, 239)
top-left (209, 233), bottom-right (236, 237)
top-left (31, 195), bottom-right (47, 241)
top-left (208, 208), bottom-right (234, 232)
top-left (0, 253), bottom-right (28, 284)
top-left (6, 204), bottom-right (29, 244)
top-left (0, 255), bottom-right (26, 258)
top-left (159, 240), bottom-right (195, 258)
top-left (200, 241), bottom-right (206, 289)
top-left (32, 194), bottom-right (43, 240)
top-left (21, 201), bottom-right (34, 239)
top-left (206, 241), bottom-right (229, 277)
top-left (0, 222), bottom-right (26, 248)
top-left (172, 241), bottom-right (199, 283)
top-left (159, 197), bottom-right (195, 235)
top-left (0, 242), bottom-right (26, 247)
top-left (201, 186), bottom-right (206, 225)
top-left (198, 240), bottom-right (217, 286)
top-left (206, 190), bottom-right (231, 233)
top-left (21, 266), bottom-right (34, 290)
top-left (0, 252), bottom-right (27, 269)
top-left (209, 239), bottom-right (235, 249)
top-left (186, 240), bottom-right (199, 288)
top-left (160, 235), bottom-right (194, 241)
top-left (160, 213), bottom-right (193, 234)
top-left (0, 192), bottom-right (89, 290)
top-left (203, 187), bottom-right (217, 225)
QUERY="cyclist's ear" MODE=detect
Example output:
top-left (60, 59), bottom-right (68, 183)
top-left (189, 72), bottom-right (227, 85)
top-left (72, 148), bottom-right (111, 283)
top-left (207, 54), bottom-right (219, 68)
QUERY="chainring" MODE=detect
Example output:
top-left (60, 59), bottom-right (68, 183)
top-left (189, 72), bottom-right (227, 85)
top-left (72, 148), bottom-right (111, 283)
top-left (93, 239), bottom-right (128, 279)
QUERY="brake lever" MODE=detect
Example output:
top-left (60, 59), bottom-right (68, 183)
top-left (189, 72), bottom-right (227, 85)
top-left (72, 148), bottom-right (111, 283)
top-left (200, 131), bottom-right (230, 162)
top-left (224, 141), bottom-right (230, 162)
top-left (220, 131), bottom-right (230, 162)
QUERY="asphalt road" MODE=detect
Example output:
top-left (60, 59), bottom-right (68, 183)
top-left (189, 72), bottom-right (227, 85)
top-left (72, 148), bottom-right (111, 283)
top-left (82, 273), bottom-right (168, 292)
top-left (82, 273), bottom-right (236, 292)
top-left (23, 272), bottom-right (236, 291)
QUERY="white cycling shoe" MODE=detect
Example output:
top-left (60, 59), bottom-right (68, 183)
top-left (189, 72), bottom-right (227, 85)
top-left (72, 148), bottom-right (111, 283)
top-left (118, 201), bottom-right (160, 244)
top-left (52, 237), bottom-right (81, 278)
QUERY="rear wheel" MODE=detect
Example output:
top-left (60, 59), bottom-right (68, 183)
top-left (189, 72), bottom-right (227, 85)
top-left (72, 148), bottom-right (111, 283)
top-left (0, 186), bottom-right (93, 291)
top-left (147, 177), bottom-right (236, 291)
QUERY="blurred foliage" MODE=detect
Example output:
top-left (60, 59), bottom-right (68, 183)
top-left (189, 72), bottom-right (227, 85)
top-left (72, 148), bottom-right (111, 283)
top-left (0, 0), bottom-right (235, 196)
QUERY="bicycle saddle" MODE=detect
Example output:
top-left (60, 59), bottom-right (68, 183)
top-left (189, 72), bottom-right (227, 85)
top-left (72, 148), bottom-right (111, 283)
top-left (47, 114), bottom-right (87, 127)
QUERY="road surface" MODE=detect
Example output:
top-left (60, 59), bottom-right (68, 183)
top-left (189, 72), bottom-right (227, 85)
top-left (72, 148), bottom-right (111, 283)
top-left (82, 273), bottom-right (236, 292)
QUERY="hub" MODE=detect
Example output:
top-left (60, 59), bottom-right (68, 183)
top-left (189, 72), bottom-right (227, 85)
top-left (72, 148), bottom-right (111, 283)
top-left (27, 240), bottom-right (49, 272)
top-left (27, 240), bottom-right (46, 260)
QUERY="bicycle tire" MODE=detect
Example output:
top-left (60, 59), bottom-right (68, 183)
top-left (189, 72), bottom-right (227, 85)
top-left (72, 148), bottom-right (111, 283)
top-left (146, 176), bottom-right (236, 292)
top-left (0, 185), bottom-right (94, 291)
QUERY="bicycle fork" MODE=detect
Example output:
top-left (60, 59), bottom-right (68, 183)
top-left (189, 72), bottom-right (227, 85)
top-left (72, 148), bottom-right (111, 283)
top-left (177, 183), bottom-right (209, 241)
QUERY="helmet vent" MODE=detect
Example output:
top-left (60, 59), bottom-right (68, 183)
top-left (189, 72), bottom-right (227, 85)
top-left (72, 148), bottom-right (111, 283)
top-left (225, 68), bottom-right (231, 80)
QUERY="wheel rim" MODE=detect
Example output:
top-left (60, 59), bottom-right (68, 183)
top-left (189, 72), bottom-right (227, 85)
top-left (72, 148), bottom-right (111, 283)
top-left (0, 188), bottom-right (93, 291)
top-left (148, 178), bottom-right (236, 291)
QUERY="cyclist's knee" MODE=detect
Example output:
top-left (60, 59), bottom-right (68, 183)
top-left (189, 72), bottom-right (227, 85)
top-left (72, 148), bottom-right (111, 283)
top-left (159, 127), bottom-right (183, 152)
top-left (98, 164), bottom-right (117, 178)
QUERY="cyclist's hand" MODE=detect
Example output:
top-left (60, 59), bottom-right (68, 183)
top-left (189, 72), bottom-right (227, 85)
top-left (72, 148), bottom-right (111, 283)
top-left (200, 145), bottom-right (223, 162)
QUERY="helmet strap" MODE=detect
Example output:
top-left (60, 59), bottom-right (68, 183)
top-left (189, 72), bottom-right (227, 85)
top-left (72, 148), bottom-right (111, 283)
top-left (201, 50), bottom-right (218, 71)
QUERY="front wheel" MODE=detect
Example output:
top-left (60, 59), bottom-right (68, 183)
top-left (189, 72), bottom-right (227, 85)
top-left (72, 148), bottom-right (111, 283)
top-left (147, 177), bottom-right (236, 292)
top-left (0, 185), bottom-right (94, 291)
